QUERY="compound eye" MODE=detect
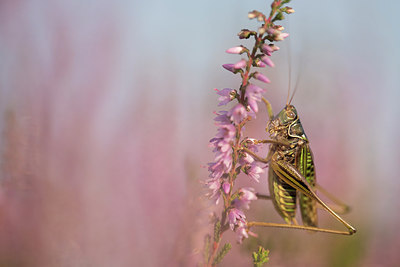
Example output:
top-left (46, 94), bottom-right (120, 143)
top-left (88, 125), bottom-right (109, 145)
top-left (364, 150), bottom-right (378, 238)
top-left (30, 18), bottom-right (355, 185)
top-left (287, 110), bottom-right (296, 119)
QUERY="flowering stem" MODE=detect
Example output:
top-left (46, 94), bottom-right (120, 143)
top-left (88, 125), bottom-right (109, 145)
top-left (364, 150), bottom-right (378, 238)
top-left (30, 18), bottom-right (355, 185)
top-left (205, 0), bottom-right (294, 265)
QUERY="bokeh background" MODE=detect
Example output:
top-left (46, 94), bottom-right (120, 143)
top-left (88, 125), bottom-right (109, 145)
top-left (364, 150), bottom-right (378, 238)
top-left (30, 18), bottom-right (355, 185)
top-left (0, 0), bottom-right (399, 266)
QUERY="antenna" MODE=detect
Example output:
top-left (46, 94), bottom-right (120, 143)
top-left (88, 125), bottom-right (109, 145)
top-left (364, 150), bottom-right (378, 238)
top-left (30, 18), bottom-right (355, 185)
top-left (285, 18), bottom-right (292, 106)
top-left (288, 48), bottom-right (304, 105)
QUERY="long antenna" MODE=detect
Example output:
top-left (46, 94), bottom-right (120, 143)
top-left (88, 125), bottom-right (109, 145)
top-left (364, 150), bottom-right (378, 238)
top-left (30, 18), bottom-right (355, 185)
top-left (286, 19), bottom-right (292, 106)
top-left (286, 49), bottom-right (292, 106)
top-left (289, 48), bottom-right (304, 105)
top-left (289, 72), bottom-right (300, 105)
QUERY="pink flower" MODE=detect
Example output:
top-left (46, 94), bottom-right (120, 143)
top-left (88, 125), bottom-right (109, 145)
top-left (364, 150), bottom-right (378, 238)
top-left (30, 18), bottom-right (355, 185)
top-left (229, 103), bottom-right (247, 125)
top-left (214, 124), bottom-right (235, 140)
top-left (254, 58), bottom-right (267, 68)
top-left (261, 44), bottom-right (280, 56)
top-left (245, 84), bottom-right (265, 113)
top-left (234, 59), bottom-right (247, 69)
top-left (254, 72), bottom-right (270, 83)
top-left (239, 139), bottom-right (261, 166)
top-left (261, 44), bottom-right (273, 56)
top-left (222, 182), bottom-right (231, 194)
top-left (223, 59), bottom-right (247, 73)
top-left (216, 88), bottom-right (235, 106)
top-left (208, 122), bottom-right (236, 180)
top-left (226, 46), bottom-right (245, 54)
top-left (239, 152), bottom-right (254, 166)
top-left (228, 208), bottom-right (246, 230)
top-left (261, 55), bottom-right (275, 67)
top-left (275, 32), bottom-right (289, 41)
top-left (235, 221), bottom-right (257, 243)
top-left (246, 162), bottom-right (264, 182)
top-left (209, 139), bottom-right (233, 171)
top-left (233, 187), bottom-right (257, 210)
top-left (236, 222), bottom-right (248, 243)
top-left (222, 64), bottom-right (235, 72)
top-left (206, 178), bottom-right (222, 204)
top-left (213, 111), bottom-right (230, 125)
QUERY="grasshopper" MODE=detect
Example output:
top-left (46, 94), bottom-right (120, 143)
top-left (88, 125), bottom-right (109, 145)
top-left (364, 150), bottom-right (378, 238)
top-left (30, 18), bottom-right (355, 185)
top-left (243, 96), bottom-right (356, 235)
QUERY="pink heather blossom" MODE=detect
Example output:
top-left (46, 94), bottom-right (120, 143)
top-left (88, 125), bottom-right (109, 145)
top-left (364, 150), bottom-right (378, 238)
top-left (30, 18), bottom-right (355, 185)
top-left (208, 122), bottom-right (236, 180)
top-left (239, 152), bottom-right (254, 166)
top-left (247, 162), bottom-right (264, 182)
top-left (213, 147), bottom-right (233, 167)
top-left (236, 222), bottom-right (248, 243)
top-left (214, 124), bottom-right (235, 140)
top-left (228, 208), bottom-right (246, 230)
top-left (254, 72), bottom-right (270, 83)
top-left (244, 138), bottom-right (260, 152)
top-left (208, 160), bottom-right (228, 179)
top-left (216, 88), bottom-right (235, 106)
top-left (208, 136), bottom-right (233, 178)
top-left (226, 46), bottom-right (245, 54)
top-left (270, 44), bottom-right (280, 52)
top-left (239, 139), bottom-right (261, 166)
top-left (234, 59), bottom-right (247, 69)
top-left (285, 7), bottom-right (295, 14)
top-left (213, 111), bottom-right (230, 125)
top-left (236, 221), bottom-right (257, 243)
top-left (206, 178), bottom-right (222, 204)
top-left (261, 55), bottom-right (275, 67)
top-left (266, 28), bottom-right (276, 35)
top-left (255, 59), bottom-right (267, 68)
top-left (233, 187), bottom-right (257, 210)
top-left (275, 32), bottom-right (289, 41)
top-left (261, 44), bottom-right (274, 56)
top-left (222, 64), bottom-right (235, 72)
top-left (245, 84), bottom-right (265, 113)
top-left (229, 103), bottom-right (247, 125)
top-left (222, 182), bottom-right (231, 194)
top-left (247, 11), bottom-right (257, 19)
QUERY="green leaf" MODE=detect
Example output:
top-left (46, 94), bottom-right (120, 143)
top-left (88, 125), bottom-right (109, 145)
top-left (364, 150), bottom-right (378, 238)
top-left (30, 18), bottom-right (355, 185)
top-left (203, 234), bottom-right (211, 263)
top-left (213, 243), bottom-right (232, 265)
top-left (272, 11), bottom-right (284, 22)
top-left (252, 246), bottom-right (270, 267)
top-left (214, 221), bottom-right (221, 243)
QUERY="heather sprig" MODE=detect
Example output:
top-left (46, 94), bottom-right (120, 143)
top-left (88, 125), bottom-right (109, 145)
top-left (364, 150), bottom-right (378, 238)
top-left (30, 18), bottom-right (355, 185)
top-left (204, 1), bottom-right (294, 266)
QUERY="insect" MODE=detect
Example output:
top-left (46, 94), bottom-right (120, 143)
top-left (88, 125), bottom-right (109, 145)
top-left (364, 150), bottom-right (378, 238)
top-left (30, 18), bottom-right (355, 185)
top-left (244, 95), bottom-right (356, 235)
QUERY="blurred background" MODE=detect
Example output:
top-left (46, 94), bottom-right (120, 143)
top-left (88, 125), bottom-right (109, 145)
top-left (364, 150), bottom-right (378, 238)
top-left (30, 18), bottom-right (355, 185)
top-left (0, 0), bottom-right (399, 266)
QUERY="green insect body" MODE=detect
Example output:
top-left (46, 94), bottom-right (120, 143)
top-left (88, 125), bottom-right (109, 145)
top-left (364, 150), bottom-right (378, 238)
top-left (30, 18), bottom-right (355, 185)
top-left (245, 99), bottom-right (356, 235)
top-left (267, 105), bottom-right (317, 227)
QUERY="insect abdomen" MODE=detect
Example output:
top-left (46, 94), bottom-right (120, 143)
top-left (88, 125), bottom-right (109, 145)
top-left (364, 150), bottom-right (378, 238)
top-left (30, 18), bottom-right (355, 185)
top-left (268, 167), bottom-right (297, 224)
top-left (297, 144), bottom-right (318, 227)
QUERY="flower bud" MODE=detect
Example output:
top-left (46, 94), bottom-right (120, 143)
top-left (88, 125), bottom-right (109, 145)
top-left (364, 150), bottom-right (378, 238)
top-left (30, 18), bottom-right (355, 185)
top-left (261, 44), bottom-right (273, 56)
top-left (274, 32), bottom-right (289, 41)
top-left (254, 58), bottom-right (266, 68)
top-left (226, 46), bottom-right (245, 54)
top-left (238, 29), bottom-right (255, 39)
top-left (222, 182), bottom-right (230, 194)
top-left (258, 27), bottom-right (266, 35)
top-left (261, 55), bottom-right (275, 67)
top-left (269, 44), bottom-right (280, 52)
top-left (248, 10), bottom-right (258, 19)
top-left (254, 72), bottom-right (271, 83)
top-left (222, 64), bottom-right (235, 72)
top-left (234, 59), bottom-right (247, 69)
top-left (285, 7), bottom-right (295, 14)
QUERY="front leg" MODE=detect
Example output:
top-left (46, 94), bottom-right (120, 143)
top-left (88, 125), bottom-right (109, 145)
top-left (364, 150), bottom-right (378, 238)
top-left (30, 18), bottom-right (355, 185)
top-left (241, 147), bottom-right (270, 164)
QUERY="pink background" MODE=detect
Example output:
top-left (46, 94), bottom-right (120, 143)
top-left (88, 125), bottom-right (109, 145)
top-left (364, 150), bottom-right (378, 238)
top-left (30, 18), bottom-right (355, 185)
top-left (0, 0), bottom-right (399, 266)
